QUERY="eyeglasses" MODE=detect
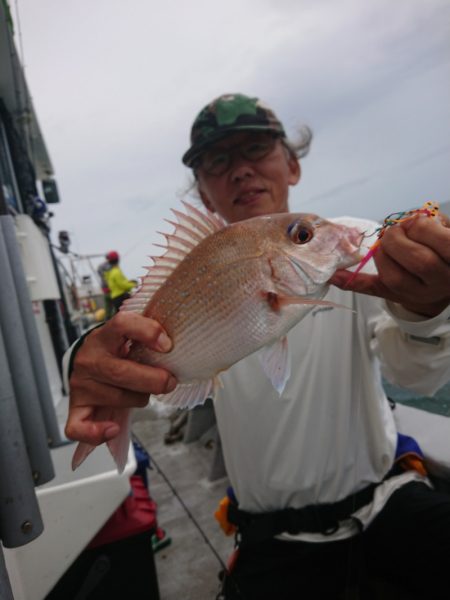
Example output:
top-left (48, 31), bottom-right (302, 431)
top-left (195, 134), bottom-right (280, 176)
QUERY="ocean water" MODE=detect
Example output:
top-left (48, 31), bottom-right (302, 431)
top-left (382, 379), bottom-right (450, 417)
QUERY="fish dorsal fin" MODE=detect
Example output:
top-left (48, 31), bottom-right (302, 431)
top-left (121, 201), bottom-right (226, 314)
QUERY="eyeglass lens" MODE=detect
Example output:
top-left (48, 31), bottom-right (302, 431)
top-left (201, 134), bottom-right (278, 175)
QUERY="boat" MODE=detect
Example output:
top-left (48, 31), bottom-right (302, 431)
top-left (0, 4), bottom-right (152, 598)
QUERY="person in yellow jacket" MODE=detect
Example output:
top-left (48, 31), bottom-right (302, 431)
top-left (104, 251), bottom-right (136, 314)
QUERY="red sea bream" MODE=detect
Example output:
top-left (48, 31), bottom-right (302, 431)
top-left (72, 202), bottom-right (362, 471)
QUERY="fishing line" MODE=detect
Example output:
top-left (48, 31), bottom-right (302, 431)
top-left (130, 431), bottom-right (227, 570)
top-left (344, 286), bottom-right (370, 600)
top-left (131, 431), bottom-right (247, 599)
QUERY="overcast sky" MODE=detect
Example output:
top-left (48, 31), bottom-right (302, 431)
top-left (14, 0), bottom-right (450, 281)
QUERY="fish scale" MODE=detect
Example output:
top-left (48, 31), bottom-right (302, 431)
top-left (125, 207), bottom-right (362, 396)
top-left (137, 257), bottom-right (272, 377)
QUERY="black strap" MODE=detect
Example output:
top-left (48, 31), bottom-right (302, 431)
top-left (67, 322), bottom-right (105, 381)
top-left (228, 481), bottom-right (380, 547)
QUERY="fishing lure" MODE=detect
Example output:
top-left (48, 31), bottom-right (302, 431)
top-left (345, 201), bottom-right (441, 286)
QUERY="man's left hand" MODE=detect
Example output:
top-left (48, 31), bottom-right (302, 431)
top-left (330, 214), bottom-right (450, 318)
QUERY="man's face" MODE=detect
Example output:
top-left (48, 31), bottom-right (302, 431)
top-left (196, 131), bottom-right (300, 224)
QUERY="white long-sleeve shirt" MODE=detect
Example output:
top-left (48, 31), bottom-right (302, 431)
top-left (213, 217), bottom-right (450, 540)
top-left (63, 216), bottom-right (450, 541)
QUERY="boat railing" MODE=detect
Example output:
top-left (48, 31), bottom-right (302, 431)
top-left (0, 207), bottom-right (63, 595)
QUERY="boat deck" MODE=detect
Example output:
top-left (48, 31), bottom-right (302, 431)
top-left (132, 410), bottom-right (234, 600)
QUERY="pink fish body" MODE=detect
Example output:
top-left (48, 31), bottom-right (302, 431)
top-left (72, 202), bottom-right (362, 471)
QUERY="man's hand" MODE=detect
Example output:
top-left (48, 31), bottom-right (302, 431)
top-left (330, 215), bottom-right (450, 318)
top-left (65, 311), bottom-right (177, 445)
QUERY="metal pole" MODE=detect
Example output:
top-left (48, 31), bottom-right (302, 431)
top-left (0, 326), bottom-right (44, 548)
top-left (0, 545), bottom-right (14, 600)
top-left (47, 239), bottom-right (78, 346)
top-left (0, 218), bottom-right (54, 485)
top-left (1, 215), bottom-right (63, 446)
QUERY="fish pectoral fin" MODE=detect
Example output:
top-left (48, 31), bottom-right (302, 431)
top-left (265, 291), bottom-right (354, 312)
top-left (154, 378), bottom-right (217, 410)
top-left (257, 336), bottom-right (291, 395)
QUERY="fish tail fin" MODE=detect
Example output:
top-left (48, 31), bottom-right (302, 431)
top-left (71, 442), bottom-right (96, 471)
top-left (106, 411), bottom-right (132, 474)
top-left (71, 409), bottom-right (132, 473)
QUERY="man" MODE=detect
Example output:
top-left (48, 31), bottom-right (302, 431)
top-left (103, 250), bottom-right (136, 314)
top-left (65, 94), bottom-right (450, 598)
top-left (97, 256), bottom-right (113, 319)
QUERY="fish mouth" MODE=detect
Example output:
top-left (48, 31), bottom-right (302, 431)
top-left (337, 228), bottom-right (365, 267)
top-left (233, 187), bottom-right (267, 205)
top-left (347, 228), bottom-right (365, 253)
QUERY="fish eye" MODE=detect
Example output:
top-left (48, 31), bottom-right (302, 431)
top-left (287, 221), bottom-right (314, 244)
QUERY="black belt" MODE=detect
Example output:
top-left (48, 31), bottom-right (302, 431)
top-left (227, 481), bottom-right (381, 547)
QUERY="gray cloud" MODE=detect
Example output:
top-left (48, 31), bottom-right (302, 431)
top-left (15, 0), bottom-right (450, 277)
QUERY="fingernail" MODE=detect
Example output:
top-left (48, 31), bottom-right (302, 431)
top-left (104, 425), bottom-right (120, 440)
top-left (166, 376), bottom-right (177, 393)
top-left (156, 331), bottom-right (172, 352)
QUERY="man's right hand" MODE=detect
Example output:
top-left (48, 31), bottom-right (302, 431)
top-left (65, 311), bottom-right (177, 446)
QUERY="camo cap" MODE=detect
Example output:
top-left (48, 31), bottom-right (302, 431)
top-left (182, 93), bottom-right (286, 168)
